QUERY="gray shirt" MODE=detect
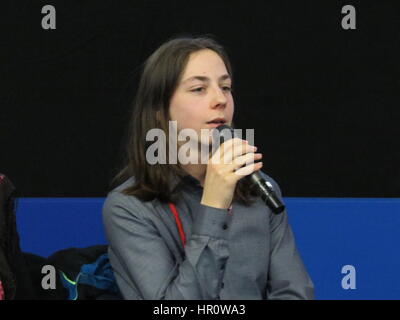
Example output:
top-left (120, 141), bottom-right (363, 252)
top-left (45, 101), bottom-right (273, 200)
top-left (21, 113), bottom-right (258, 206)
top-left (102, 174), bottom-right (314, 300)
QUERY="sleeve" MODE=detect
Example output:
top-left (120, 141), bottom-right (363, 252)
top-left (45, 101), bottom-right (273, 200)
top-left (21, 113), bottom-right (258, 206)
top-left (264, 177), bottom-right (315, 300)
top-left (102, 192), bottom-right (230, 300)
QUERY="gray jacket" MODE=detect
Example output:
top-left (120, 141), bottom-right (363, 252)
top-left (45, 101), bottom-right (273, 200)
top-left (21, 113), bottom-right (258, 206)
top-left (102, 174), bottom-right (314, 300)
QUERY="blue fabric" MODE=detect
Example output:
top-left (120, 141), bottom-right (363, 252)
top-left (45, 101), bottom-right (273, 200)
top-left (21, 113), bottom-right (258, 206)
top-left (78, 254), bottom-right (119, 293)
top-left (59, 271), bottom-right (77, 300)
top-left (60, 253), bottom-right (119, 300)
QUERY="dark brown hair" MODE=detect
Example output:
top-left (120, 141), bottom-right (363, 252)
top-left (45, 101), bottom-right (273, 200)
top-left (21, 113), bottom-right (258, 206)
top-left (112, 35), bottom-right (258, 205)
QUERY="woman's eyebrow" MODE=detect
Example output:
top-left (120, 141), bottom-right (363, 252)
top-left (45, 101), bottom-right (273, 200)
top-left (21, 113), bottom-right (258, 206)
top-left (182, 74), bottom-right (231, 84)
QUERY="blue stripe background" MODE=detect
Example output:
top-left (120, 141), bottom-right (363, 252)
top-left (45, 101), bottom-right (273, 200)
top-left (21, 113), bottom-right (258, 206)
top-left (16, 197), bottom-right (400, 299)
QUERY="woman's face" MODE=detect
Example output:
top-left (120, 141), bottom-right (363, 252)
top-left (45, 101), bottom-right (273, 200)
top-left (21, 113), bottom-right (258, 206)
top-left (169, 49), bottom-right (234, 145)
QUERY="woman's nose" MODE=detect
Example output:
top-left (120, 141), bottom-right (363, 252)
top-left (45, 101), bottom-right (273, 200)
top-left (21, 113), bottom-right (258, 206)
top-left (211, 87), bottom-right (227, 108)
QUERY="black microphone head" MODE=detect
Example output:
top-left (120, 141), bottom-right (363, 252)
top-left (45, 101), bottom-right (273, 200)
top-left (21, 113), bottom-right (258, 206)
top-left (214, 125), bottom-right (284, 214)
top-left (213, 124), bottom-right (235, 146)
top-left (215, 124), bottom-right (233, 133)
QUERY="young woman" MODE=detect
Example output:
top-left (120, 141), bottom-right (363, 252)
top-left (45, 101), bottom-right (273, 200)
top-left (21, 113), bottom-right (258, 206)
top-left (102, 36), bottom-right (314, 300)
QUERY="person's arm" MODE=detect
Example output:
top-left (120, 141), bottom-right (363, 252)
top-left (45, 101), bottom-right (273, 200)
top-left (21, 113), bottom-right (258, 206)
top-left (265, 177), bottom-right (315, 300)
top-left (102, 192), bottom-right (230, 300)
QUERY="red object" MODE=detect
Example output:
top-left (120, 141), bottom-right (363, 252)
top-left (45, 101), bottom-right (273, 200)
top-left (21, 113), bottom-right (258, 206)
top-left (168, 203), bottom-right (186, 247)
top-left (0, 281), bottom-right (4, 300)
top-left (168, 203), bottom-right (233, 247)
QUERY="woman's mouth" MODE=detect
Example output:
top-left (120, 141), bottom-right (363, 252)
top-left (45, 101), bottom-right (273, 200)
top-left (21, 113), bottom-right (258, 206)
top-left (206, 118), bottom-right (226, 127)
top-left (207, 123), bottom-right (224, 128)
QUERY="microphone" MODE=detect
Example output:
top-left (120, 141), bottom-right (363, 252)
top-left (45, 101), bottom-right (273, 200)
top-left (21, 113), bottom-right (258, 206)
top-left (214, 125), bottom-right (285, 214)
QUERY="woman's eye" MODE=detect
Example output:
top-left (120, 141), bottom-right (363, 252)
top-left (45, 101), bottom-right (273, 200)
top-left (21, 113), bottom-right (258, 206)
top-left (190, 86), bottom-right (232, 93)
top-left (191, 87), bottom-right (205, 92)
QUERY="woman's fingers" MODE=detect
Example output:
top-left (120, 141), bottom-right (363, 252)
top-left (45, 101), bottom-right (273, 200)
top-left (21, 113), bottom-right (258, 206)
top-left (202, 138), bottom-right (264, 209)
top-left (233, 153), bottom-right (262, 168)
top-left (234, 161), bottom-right (263, 177)
top-left (212, 138), bottom-right (256, 164)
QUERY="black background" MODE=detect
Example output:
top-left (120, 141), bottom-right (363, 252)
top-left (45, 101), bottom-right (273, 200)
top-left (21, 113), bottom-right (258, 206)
top-left (1, 0), bottom-right (399, 197)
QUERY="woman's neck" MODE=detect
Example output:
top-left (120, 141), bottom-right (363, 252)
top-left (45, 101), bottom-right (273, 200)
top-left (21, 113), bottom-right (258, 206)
top-left (176, 140), bottom-right (210, 187)
top-left (181, 163), bottom-right (207, 187)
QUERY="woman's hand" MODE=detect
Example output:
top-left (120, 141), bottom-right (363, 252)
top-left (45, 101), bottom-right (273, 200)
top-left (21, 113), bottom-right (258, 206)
top-left (200, 138), bottom-right (263, 209)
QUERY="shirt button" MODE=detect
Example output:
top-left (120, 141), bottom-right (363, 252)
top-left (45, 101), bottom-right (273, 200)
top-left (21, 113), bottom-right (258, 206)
top-left (221, 282), bottom-right (225, 289)
top-left (222, 224), bottom-right (228, 230)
